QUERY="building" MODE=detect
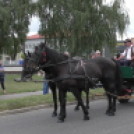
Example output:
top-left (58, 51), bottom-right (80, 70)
top-left (24, 34), bottom-right (45, 53)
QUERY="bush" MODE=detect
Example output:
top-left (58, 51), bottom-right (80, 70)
top-left (21, 53), bottom-right (25, 59)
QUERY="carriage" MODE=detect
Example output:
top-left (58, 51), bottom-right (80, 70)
top-left (118, 67), bottom-right (134, 103)
top-left (14, 42), bottom-right (134, 122)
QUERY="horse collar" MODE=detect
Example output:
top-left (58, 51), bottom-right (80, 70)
top-left (43, 48), bottom-right (46, 62)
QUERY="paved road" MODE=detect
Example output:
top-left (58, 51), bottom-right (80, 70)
top-left (0, 99), bottom-right (134, 134)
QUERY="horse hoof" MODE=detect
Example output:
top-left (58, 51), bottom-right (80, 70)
top-left (58, 114), bottom-right (66, 119)
top-left (57, 119), bottom-right (64, 123)
top-left (52, 112), bottom-right (57, 117)
top-left (113, 108), bottom-right (116, 112)
top-left (74, 106), bottom-right (79, 111)
top-left (106, 111), bottom-right (115, 116)
top-left (84, 115), bottom-right (90, 120)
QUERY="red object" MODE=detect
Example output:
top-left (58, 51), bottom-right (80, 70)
top-left (43, 52), bottom-right (46, 56)
top-left (124, 89), bottom-right (132, 93)
top-left (43, 58), bottom-right (46, 62)
top-left (27, 34), bottom-right (44, 39)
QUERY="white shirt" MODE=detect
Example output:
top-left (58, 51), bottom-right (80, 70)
top-left (122, 45), bottom-right (134, 59)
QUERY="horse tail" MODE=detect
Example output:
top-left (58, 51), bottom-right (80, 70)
top-left (112, 58), bottom-right (123, 95)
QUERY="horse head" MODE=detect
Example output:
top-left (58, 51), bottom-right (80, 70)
top-left (21, 52), bottom-right (34, 81)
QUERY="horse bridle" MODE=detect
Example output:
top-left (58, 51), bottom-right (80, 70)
top-left (26, 47), bottom-right (47, 73)
top-left (25, 48), bottom-right (97, 87)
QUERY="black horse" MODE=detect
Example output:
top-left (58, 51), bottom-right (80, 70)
top-left (21, 52), bottom-right (86, 117)
top-left (21, 52), bottom-right (58, 117)
top-left (24, 42), bottom-right (123, 123)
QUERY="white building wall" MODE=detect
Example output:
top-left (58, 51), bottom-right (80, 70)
top-left (25, 39), bottom-right (45, 53)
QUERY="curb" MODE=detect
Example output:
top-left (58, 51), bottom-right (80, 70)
top-left (0, 95), bottom-right (106, 116)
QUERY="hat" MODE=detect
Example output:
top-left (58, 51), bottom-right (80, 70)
top-left (96, 50), bottom-right (100, 53)
top-left (124, 39), bottom-right (131, 43)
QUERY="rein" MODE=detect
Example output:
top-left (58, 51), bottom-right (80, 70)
top-left (27, 48), bottom-right (97, 87)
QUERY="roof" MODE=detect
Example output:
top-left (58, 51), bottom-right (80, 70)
top-left (27, 34), bottom-right (44, 40)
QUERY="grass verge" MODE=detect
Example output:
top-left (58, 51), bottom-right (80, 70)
top-left (0, 74), bottom-right (43, 95)
top-left (0, 88), bottom-right (104, 112)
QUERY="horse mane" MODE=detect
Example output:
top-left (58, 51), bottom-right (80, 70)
top-left (45, 46), bottom-right (69, 63)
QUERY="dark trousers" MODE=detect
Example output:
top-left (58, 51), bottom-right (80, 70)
top-left (1, 82), bottom-right (5, 91)
top-left (118, 60), bottom-right (131, 67)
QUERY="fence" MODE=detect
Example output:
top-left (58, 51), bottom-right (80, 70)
top-left (2, 60), bottom-right (23, 67)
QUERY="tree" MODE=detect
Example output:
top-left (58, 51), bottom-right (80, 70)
top-left (37, 0), bottom-right (129, 57)
top-left (0, 1), bottom-right (11, 54)
top-left (0, 0), bottom-right (34, 59)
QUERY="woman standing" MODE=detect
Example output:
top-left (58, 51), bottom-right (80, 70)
top-left (0, 60), bottom-right (7, 95)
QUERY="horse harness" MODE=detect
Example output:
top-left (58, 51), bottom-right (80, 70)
top-left (28, 48), bottom-right (98, 89)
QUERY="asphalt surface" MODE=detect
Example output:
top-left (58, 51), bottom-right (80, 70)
top-left (0, 99), bottom-right (134, 134)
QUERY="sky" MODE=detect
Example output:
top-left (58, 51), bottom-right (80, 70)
top-left (28, 0), bottom-right (134, 40)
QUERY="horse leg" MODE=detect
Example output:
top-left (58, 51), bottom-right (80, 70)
top-left (50, 84), bottom-right (57, 117)
top-left (113, 96), bottom-right (117, 112)
top-left (71, 88), bottom-right (89, 120)
top-left (74, 90), bottom-right (82, 111)
top-left (102, 80), bottom-right (115, 116)
top-left (86, 90), bottom-right (89, 109)
top-left (74, 90), bottom-right (89, 110)
top-left (57, 90), bottom-right (67, 123)
top-left (106, 94), bottom-right (114, 116)
top-left (106, 85), bottom-right (117, 116)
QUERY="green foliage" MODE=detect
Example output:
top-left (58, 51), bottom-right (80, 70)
top-left (21, 53), bottom-right (25, 59)
top-left (0, 74), bottom-right (43, 95)
top-left (37, 0), bottom-right (129, 57)
top-left (0, 0), bottom-right (34, 59)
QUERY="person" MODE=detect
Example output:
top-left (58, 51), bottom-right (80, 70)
top-left (40, 70), bottom-right (49, 95)
top-left (95, 50), bottom-right (101, 57)
top-left (19, 59), bottom-right (23, 66)
top-left (115, 39), bottom-right (134, 67)
top-left (43, 77), bottom-right (49, 95)
top-left (0, 60), bottom-right (7, 95)
top-left (91, 52), bottom-right (96, 59)
top-left (64, 51), bottom-right (70, 56)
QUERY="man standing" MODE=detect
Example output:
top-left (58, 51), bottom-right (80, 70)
top-left (0, 60), bottom-right (7, 95)
top-left (64, 51), bottom-right (70, 56)
top-left (95, 50), bottom-right (101, 57)
top-left (116, 39), bottom-right (134, 66)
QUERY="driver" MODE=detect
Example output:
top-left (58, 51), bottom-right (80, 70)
top-left (115, 39), bottom-right (134, 67)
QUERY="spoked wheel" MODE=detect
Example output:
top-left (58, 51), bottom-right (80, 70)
top-left (118, 88), bottom-right (132, 103)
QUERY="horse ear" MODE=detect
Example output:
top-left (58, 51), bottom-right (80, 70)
top-left (28, 51), bottom-right (31, 57)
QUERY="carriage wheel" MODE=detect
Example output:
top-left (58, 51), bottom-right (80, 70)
top-left (118, 89), bottom-right (132, 103)
top-left (118, 98), bottom-right (130, 103)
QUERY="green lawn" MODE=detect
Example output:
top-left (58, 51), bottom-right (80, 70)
top-left (0, 89), bottom-right (105, 111)
top-left (0, 74), bottom-right (105, 111)
top-left (0, 74), bottom-right (43, 95)
top-left (0, 74), bottom-right (105, 95)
